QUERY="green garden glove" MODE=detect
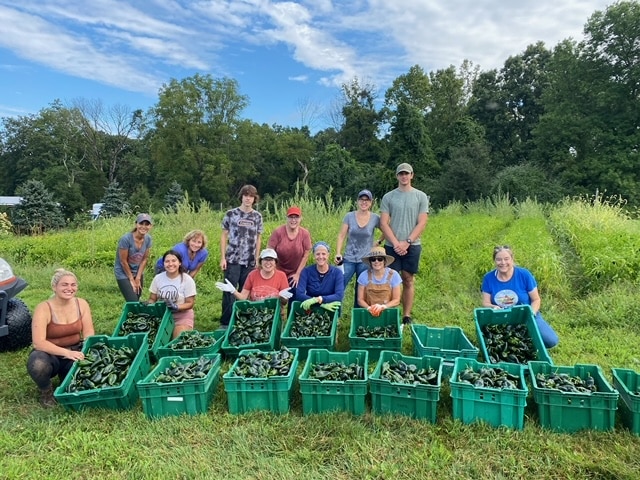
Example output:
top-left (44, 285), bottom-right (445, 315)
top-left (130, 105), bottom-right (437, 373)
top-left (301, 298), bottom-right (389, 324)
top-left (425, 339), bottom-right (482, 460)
top-left (301, 297), bottom-right (319, 310)
top-left (321, 301), bottom-right (341, 312)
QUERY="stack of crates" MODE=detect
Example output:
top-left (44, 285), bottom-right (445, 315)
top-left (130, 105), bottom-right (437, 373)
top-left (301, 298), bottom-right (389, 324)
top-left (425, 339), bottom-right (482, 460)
top-left (223, 347), bottom-right (300, 414)
top-left (221, 298), bottom-right (281, 360)
top-left (137, 353), bottom-right (222, 419)
top-left (529, 361), bottom-right (618, 432)
top-left (112, 301), bottom-right (174, 361)
top-left (450, 357), bottom-right (528, 429)
top-left (299, 349), bottom-right (369, 415)
top-left (54, 333), bottom-right (150, 411)
top-left (349, 308), bottom-right (401, 362)
top-left (411, 324), bottom-right (478, 378)
top-left (280, 302), bottom-right (339, 360)
top-left (369, 350), bottom-right (443, 422)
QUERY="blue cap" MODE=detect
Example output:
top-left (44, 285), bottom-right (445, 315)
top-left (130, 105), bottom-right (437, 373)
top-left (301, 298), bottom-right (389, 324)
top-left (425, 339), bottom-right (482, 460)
top-left (357, 189), bottom-right (373, 200)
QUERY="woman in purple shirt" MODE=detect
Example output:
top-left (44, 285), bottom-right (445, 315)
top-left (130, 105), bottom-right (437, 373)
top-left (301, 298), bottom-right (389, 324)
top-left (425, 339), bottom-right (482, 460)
top-left (155, 230), bottom-right (209, 278)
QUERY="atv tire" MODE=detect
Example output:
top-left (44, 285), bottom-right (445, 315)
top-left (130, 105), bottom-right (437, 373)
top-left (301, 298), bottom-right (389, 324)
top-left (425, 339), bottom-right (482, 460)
top-left (0, 298), bottom-right (32, 352)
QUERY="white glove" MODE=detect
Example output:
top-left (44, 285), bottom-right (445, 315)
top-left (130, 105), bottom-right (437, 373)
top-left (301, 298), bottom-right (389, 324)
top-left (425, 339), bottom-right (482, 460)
top-left (279, 288), bottom-right (293, 300)
top-left (215, 279), bottom-right (236, 293)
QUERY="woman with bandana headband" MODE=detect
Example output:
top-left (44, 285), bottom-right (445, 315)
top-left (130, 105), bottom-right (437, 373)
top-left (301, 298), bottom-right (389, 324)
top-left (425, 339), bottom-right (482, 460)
top-left (295, 241), bottom-right (344, 312)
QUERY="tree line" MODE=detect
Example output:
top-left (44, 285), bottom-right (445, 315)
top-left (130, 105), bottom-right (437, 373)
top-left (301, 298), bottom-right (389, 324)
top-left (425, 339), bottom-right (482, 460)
top-left (1, 1), bottom-right (639, 233)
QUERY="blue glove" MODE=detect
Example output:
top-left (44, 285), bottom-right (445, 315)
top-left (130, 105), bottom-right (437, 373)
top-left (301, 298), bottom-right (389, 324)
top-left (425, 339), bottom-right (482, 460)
top-left (321, 301), bottom-right (341, 312)
top-left (166, 301), bottom-right (179, 312)
top-left (301, 297), bottom-right (319, 310)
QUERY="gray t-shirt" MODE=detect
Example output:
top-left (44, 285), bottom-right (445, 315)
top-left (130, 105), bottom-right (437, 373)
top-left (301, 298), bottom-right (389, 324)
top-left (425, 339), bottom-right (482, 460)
top-left (114, 232), bottom-right (152, 280)
top-left (342, 211), bottom-right (380, 262)
top-left (380, 187), bottom-right (429, 245)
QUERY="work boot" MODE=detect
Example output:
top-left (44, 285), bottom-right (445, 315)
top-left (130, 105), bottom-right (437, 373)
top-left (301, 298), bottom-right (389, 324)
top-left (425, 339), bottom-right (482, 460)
top-left (39, 386), bottom-right (57, 408)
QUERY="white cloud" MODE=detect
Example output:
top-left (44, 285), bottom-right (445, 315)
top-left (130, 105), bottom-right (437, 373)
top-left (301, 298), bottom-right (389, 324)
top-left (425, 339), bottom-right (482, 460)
top-left (0, 5), bottom-right (162, 93)
top-left (0, 0), bottom-right (614, 106)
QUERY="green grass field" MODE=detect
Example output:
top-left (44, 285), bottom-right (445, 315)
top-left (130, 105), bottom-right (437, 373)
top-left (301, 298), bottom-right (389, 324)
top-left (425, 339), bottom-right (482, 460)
top-left (0, 196), bottom-right (639, 479)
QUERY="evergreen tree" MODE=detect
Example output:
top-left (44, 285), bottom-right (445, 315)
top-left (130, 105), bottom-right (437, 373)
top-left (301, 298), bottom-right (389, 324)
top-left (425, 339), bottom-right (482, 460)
top-left (99, 181), bottom-right (130, 218)
top-left (11, 180), bottom-right (65, 234)
top-left (164, 181), bottom-right (184, 212)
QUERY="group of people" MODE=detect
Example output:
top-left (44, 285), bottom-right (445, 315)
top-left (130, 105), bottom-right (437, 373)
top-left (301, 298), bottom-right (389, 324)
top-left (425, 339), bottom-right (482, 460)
top-left (214, 162), bottom-right (429, 326)
top-left (27, 162), bottom-right (559, 407)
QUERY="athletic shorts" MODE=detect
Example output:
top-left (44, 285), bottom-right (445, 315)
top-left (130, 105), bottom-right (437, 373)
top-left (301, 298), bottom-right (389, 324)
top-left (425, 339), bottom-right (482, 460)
top-left (385, 244), bottom-right (422, 275)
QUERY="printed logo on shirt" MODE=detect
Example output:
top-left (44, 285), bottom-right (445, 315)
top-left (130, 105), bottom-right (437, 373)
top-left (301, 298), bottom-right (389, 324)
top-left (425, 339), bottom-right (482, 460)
top-left (157, 285), bottom-right (179, 303)
top-left (250, 285), bottom-right (279, 302)
top-left (495, 289), bottom-right (518, 308)
top-left (237, 219), bottom-right (256, 228)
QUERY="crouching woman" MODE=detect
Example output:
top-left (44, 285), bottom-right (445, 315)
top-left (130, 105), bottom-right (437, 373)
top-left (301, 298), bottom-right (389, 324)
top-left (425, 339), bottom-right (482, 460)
top-left (27, 269), bottom-right (95, 407)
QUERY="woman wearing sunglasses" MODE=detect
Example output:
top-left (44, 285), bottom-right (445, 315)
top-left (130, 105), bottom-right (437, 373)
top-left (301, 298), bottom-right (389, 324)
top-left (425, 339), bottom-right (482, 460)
top-left (356, 246), bottom-right (402, 317)
top-left (481, 245), bottom-right (559, 348)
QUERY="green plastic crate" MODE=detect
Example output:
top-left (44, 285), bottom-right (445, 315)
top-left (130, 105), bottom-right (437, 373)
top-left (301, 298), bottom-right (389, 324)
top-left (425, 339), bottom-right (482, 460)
top-left (137, 353), bottom-right (222, 419)
top-left (529, 361), bottom-right (618, 432)
top-left (474, 306), bottom-right (553, 367)
top-left (450, 357), bottom-right (528, 429)
top-left (369, 350), bottom-right (443, 422)
top-left (54, 333), bottom-right (150, 411)
top-left (112, 301), bottom-right (174, 361)
top-left (411, 324), bottom-right (478, 378)
top-left (612, 368), bottom-right (640, 435)
top-left (299, 349), bottom-right (369, 415)
top-left (280, 302), bottom-right (338, 360)
top-left (223, 347), bottom-right (299, 414)
top-left (221, 298), bottom-right (281, 359)
top-left (349, 308), bottom-right (401, 362)
top-left (156, 330), bottom-right (225, 360)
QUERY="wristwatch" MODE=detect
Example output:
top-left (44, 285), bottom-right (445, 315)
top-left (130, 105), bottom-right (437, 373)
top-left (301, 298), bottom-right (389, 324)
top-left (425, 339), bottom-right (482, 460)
top-left (406, 238), bottom-right (412, 244)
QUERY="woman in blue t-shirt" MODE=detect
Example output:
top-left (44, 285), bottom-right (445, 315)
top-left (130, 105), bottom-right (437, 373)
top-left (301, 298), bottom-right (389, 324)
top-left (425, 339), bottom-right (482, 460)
top-left (481, 245), bottom-right (559, 348)
top-left (155, 230), bottom-right (209, 278)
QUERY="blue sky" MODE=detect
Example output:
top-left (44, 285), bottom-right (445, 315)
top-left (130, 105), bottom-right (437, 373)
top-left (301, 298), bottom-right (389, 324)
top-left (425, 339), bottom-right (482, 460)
top-left (0, 0), bottom-right (613, 132)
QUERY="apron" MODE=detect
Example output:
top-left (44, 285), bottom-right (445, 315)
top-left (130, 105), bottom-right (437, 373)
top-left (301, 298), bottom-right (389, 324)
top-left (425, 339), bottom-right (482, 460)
top-left (364, 270), bottom-right (394, 305)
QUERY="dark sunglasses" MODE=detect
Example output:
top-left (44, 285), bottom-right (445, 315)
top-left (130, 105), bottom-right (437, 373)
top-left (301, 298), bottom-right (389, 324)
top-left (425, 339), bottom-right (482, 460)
top-left (493, 245), bottom-right (511, 252)
top-left (371, 256), bottom-right (386, 262)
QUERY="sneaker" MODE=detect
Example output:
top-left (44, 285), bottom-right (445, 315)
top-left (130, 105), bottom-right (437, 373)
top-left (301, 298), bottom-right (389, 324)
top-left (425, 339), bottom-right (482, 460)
top-left (39, 386), bottom-right (57, 408)
top-left (402, 316), bottom-right (413, 325)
